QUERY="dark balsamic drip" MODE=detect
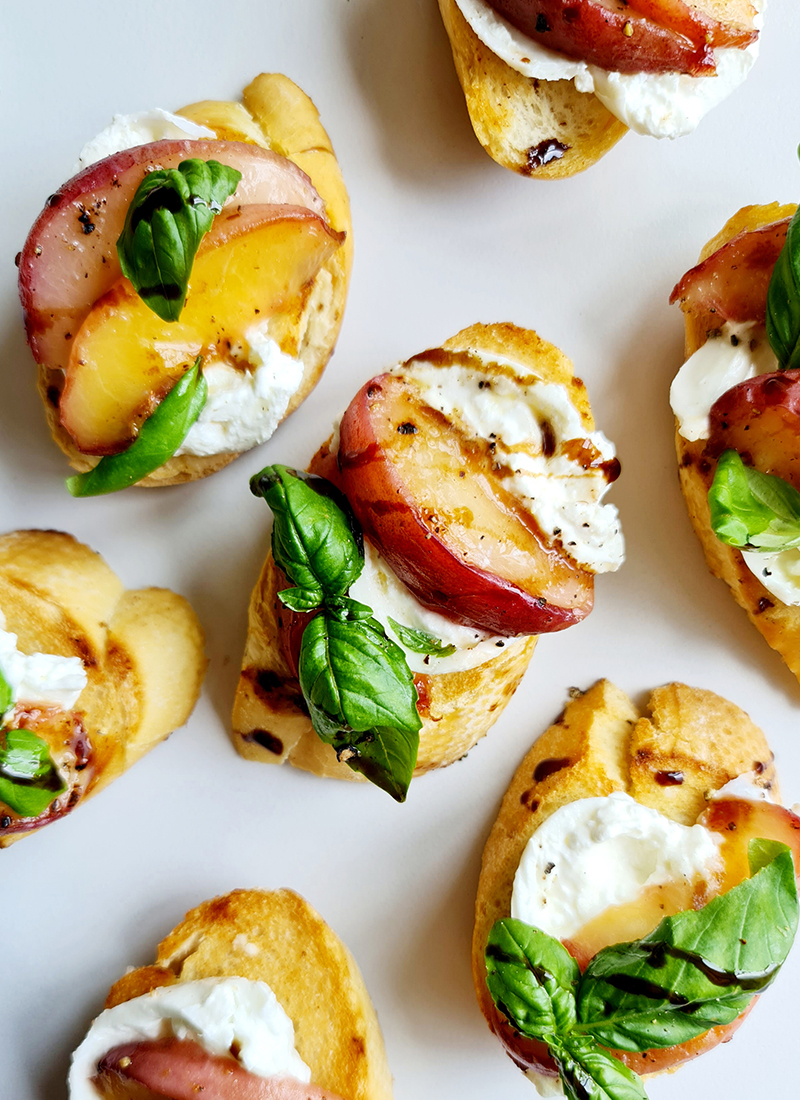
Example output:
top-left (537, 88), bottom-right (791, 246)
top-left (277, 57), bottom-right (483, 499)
top-left (600, 457), bottom-right (622, 484)
top-left (540, 420), bottom-right (557, 458)
top-left (655, 770), bottom-right (685, 787)
top-left (606, 941), bottom-right (779, 1001)
top-left (137, 282), bottom-right (184, 302)
top-left (485, 943), bottom-right (554, 988)
top-left (533, 757), bottom-right (571, 783)
top-left (243, 729), bottom-right (284, 755)
top-left (525, 140), bottom-right (569, 173)
top-left (129, 183), bottom-right (184, 232)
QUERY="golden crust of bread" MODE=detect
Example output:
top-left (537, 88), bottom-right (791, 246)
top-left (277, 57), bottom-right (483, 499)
top-left (104, 889), bottom-right (393, 1100)
top-left (45, 73), bottom-right (352, 488)
top-left (231, 318), bottom-right (605, 782)
top-left (0, 530), bottom-right (206, 846)
top-left (674, 203), bottom-right (800, 685)
top-left (472, 679), bottom-right (778, 1038)
top-left (437, 0), bottom-right (627, 178)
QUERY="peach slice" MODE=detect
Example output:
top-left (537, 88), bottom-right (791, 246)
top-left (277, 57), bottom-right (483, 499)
top-left (60, 207), bottom-right (343, 455)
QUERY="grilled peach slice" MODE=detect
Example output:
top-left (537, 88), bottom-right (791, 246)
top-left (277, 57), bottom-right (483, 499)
top-left (708, 369), bottom-right (800, 488)
top-left (60, 208), bottom-right (342, 455)
top-left (337, 373), bottom-right (594, 636)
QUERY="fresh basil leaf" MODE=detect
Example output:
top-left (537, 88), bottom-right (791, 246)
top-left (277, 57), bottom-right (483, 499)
top-left (279, 587), bottom-right (325, 613)
top-left (0, 728), bottom-right (52, 780)
top-left (67, 357), bottom-right (207, 497)
top-left (0, 664), bottom-right (12, 716)
top-left (298, 612), bottom-right (420, 801)
top-left (767, 200), bottom-right (800, 369)
top-left (251, 466), bottom-right (364, 604)
top-left (555, 1036), bottom-right (647, 1100)
top-left (709, 449), bottom-right (800, 552)
top-left (486, 918), bottom-right (580, 1041)
top-left (0, 777), bottom-right (63, 818)
top-left (388, 618), bottom-right (457, 658)
top-left (577, 841), bottom-right (798, 1051)
top-left (117, 158), bottom-right (241, 321)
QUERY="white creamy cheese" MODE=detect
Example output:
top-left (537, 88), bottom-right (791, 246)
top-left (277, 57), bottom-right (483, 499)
top-left (76, 109), bottom-right (215, 172)
top-left (511, 792), bottom-right (722, 941)
top-left (349, 540), bottom-right (516, 674)
top-left (670, 321), bottom-right (777, 442)
top-left (68, 977), bottom-right (310, 1098)
top-left (455, 0), bottom-right (763, 139)
top-left (742, 546), bottom-right (800, 607)
top-left (176, 328), bottom-right (305, 457)
top-left (711, 771), bottom-right (776, 803)
top-left (0, 610), bottom-right (87, 721)
top-left (399, 356), bottom-right (624, 574)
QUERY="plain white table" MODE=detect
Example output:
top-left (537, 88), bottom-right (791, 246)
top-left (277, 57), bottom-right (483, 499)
top-left (4, 2), bottom-right (800, 1097)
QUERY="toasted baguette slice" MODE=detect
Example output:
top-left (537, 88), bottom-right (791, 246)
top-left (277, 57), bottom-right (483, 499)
top-left (232, 319), bottom-right (607, 782)
top-left (0, 530), bottom-right (206, 846)
top-left (473, 679), bottom-right (777, 1072)
top-left (674, 203), bottom-right (800, 685)
top-left (437, 0), bottom-right (627, 178)
top-left (101, 889), bottom-right (392, 1100)
top-left (43, 73), bottom-right (352, 488)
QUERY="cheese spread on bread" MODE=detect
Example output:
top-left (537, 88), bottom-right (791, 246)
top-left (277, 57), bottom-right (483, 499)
top-left (670, 322), bottom-right (800, 606)
top-left (76, 110), bottom-right (216, 171)
top-left (0, 610), bottom-right (86, 721)
top-left (455, 0), bottom-right (763, 139)
top-left (69, 977), bottom-right (310, 1097)
top-left (511, 792), bottom-right (722, 940)
top-left (398, 354), bottom-right (624, 574)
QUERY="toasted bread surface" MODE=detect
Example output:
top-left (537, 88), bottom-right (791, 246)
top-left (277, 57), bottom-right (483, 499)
top-left (0, 530), bottom-right (206, 845)
top-left (232, 319), bottom-right (605, 782)
top-left (674, 203), bottom-right (800, 685)
top-left (437, 0), bottom-right (627, 178)
top-left (104, 889), bottom-right (393, 1100)
top-left (473, 679), bottom-right (777, 1054)
top-left (45, 73), bottom-right (352, 488)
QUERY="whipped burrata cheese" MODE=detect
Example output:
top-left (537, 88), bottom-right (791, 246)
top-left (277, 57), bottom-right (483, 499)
top-left (455, 0), bottom-right (763, 139)
top-left (76, 109), bottom-right (215, 172)
top-left (0, 610), bottom-right (87, 722)
top-left (711, 771), bottom-right (777, 804)
top-left (68, 977), bottom-right (310, 1098)
top-left (670, 322), bottom-right (800, 605)
top-left (399, 354), bottom-right (624, 574)
top-left (349, 541), bottom-right (520, 674)
top-left (511, 792), bottom-right (722, 941)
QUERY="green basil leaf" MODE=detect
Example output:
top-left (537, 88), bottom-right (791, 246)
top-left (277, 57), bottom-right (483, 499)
top-left (251, 465), bottom-right (364, 604)
top-left (279, 587), bottom-right (325, 613)
top-left (0, 728), bottom-right (52, 780)
top-left (298, 612), bottom-right (420, 801)
top-left (66, 357), bottom-right (207, 497)
top-left (555, 1036), bottom-right (648, 1100)
top-left (0, 776), bottom-right (63, 818)
top-left (577, 841), bottom-right (798, 1051)
top-left (485, 918), bottom-right (580, 1041)
top-left (117, 158), bottom-right (241, 321)
top-left (388, 618), bottom-right (457, 658)
top-left (767, 200), bottom-right (800, 369)
top-left (709, 449), bottom-right (800, 552)
top-left (0, 665), bottom-right (13, 716)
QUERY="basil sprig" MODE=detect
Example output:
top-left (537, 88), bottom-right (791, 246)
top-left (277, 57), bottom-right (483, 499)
top-left (486, 840), bottom-right (798, 1100)
top-left (251, 465), bottom-right (421, 801)
top-left (117, 158), bottom-right (242, 321)
top-left (67, 357), bottom-right (207, 497)
top-left (387, 618), bottom-right (457, 658)
top-left (767, 176), bottom-right (800, 369)
top-left (708, 449), bottom-right (800, 553)
top-left (0, 727), bottom-right (65, 818)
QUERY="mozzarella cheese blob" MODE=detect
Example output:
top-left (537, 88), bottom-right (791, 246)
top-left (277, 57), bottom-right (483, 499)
top-left (349, 540), bottom-right (519, 674)
top-left (511, 792), bottom-right (722, 941)
top-left (399, 355), bottom-right (624, 574)
top-left (68, 977), bottom-right (310, 1098)
top-left (711, 771), bottom-right (776, 804)
top-left (670, 322), bottom-right (800, 605)
top-left (0, 610), bottom-right (87, 722)
top-left (177, 327), bottom-right (304, 457)
top-left (75, 109), bottom-right (216, 172)
top-left (455, 0), bottom-right (763, 139)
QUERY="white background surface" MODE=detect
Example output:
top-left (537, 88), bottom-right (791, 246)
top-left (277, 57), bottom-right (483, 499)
top-left (3, 2), bottom-right (800, 1097)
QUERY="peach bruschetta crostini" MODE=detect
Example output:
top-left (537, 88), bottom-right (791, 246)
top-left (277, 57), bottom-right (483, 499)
top-left (69, 889), bottom-right (393, 1100)
top-left (232, 322), bottom-right (624, 801)
top-left (669, 190), bottom-right (800, 684)
top-left (474, 680), bottom-right (799, 1097)
top-left (18, 74), bottom-right (351, 494)
top-left (439, 0), bottom-right (762, 178)
top-left (0, 530), bottom-right (205, 846)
